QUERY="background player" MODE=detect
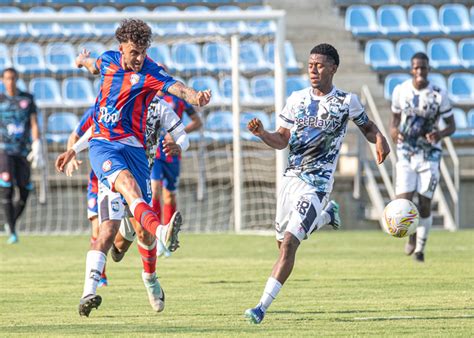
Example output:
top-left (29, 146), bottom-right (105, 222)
top-left (390, 52), bottom-right (456, 263)
top-left (244, 43), bottom-right (390, 324)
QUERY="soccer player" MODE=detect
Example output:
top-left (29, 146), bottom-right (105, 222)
top-left (0, 67), bottom-right (43, 244)
top-left (244, 44), bottom-right (390, 324)
top-left (390, 52), bottom-right (455, 263)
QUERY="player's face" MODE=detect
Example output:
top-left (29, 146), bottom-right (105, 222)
top-left (411, 58), bottom-right (429, 89)
top-left (307, 54), bottom-right (337, 92)
top-left (1, 70), bottom-right (17, 95)
top-left (119, 41), bottom-right (147, 72)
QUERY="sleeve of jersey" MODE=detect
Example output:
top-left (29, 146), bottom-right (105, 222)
top-left (147, 65), bottom-right (177, 92)
top-left (439, 89), bottom-right (453, 117)
top-left (75, 108), bottom-right (94, 137)
top-left (278, 95), bottom-right (295, 129)
top-left (95, 51), bottom-right (112, 74)
top-left (349, 94), bottom-right (369, 126)
top-left (391, 85), bottom-right (402, 114)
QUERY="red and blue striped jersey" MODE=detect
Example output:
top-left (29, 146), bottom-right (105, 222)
top-left (75, 106), bottom-right (95, 137)
top-left (155, 94), bottom-right (195, 163)
top-left (91, 50), bottom-right (176, 145)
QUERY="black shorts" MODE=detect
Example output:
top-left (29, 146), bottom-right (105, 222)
top-left (0, 152), bottom-right (31, 189)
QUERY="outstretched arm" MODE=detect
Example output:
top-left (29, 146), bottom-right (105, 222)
top-left (167, 81), bottom-right (211, 107)
top-left (358, 120), bottom-right (390, 164)
top-left (247, 118), bottom-right (290, 150)
top-left (76, 49), bottom-right (99, 75)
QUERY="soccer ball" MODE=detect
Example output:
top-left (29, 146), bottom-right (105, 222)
top-left (382, 199), bottom-right (419, 238)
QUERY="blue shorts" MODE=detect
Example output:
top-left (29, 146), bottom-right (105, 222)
top-left (150, 159), bottom-right (180, 192)
top-left (89, 139), bottom-right (152, 203)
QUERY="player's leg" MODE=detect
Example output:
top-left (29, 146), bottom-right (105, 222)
top-left (161, 161), bottom-right (180, 225)
top-left (111, 217), bottom-right (134, 263)
top-left (0, 153), bottom-right (18, 244)
top-left (150, 159), bottom-right (163, 221)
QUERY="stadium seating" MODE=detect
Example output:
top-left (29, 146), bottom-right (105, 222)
top-left (61, 77), bottom-right (95, 107)
top-left (468, 109), bottom-right (474, 129)
top-left (181, 113), bottom-right (201, 142)
top-left (45, 42), bottom-right (77, 74)
top-left (77, 42), bottom-right (106, 60)
top-left (90, 6), bottom-right (119, 38)
top-left (12, 42), bottom-right (46, 74)
top-left (122, 5), bottom-right (149, 13)
top-left (407, 4), bottom-right (442, 36)
top-left (439, 4), bottom-right (472, 36)
top-left (45, 112), bottom-right (79, 144)
top-left (171, 43), bottom-right (206, 74)
top-left (428, 73), bottom-right (448, 91)
top-left (0, 43), bottom-right (11, 70)
top-left (383, 73), bottom-right (410, 100)
top-left (459, 38), bottom-right (474, 70)
top-left (219, 76), bottom-right (253, 105)
top-left (450, 108), bottom-right (471, 138)
top-left (29, 77), bottom-right (62, 108)
top-left (345, 5), bottom-right (378, 38)
top-left (377, 5), bottom-right (410, 37)
top-left (183, 6), bottom-right (216, 36)
top-left (427, 38), bottom-right (462, 71)
top-left (59, 6), bottom-right (93, 38)
top-left (202, 42), bottom-right (232, 73)
top-left (239, 41), bottom-right (270, 73)
top-left (215, 5), bottom-right (247, 35)
top-left (263, 41), bottom-right (300, 73)
top-left (448, 73), bottom-right (474, 105)
top-left (147, 44), bottom-right (174, 71)
top-left (246, 5), bottom-right (276, 35)
top-left (188, 76), bottom-right (224, 105)
top-left (364, 39), bottom-right (400, 71)
top-left (204, 110), bottom-right (233, 142)
top-left (27, 6), bottom-right (62, 38)
top-left (395, 38), bottom-right (426, 69)
top-left (250, 75), bottom-right (274, 105)
top-left (151, 6), bottom-right (185, 37)
top-left (240, 111), bottom-right (270, 141)
top-left (0, 7), bottom-right (28, 39)
top-left (286, 75), bottom-right (308, 96)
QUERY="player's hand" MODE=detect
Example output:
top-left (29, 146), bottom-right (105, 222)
top-left (196, 89), bottom-right (212, 107)
top-left (64, 158), bottom-right (83, 177)
top-left (248, 118), bottom-right (265, 136)
top-left (55, 149), bottom-right (77, 173)
top-left (162, 139), bottom-right (181, 157)
top-left (425, 131), bottom-right (441, 144)
top-left (376, 135), bottom-right (390, 164)
top-left (27, 139), bottom-right (45, 169)
top-left (75, 48), bottom-right (90, 68)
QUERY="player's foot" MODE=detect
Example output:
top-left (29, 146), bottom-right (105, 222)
top-left (162, 211), bottom-right (182, 252)
top-left (414, 252), bottom-right (424, 263)
top-left (245, 304), bottom-right (265, 324)
top-left (156, 238), bottom-right (171, 258)
top-left (98, 277), bottom-right (108, 288)
top-left (405, 233), bottom-right (416, 255)
top-left (110, 243), bottom-right (126, 262)
top-left (325, 200), bottom-right (341, 230)
top-left (7, 233), bottom-right (18, 244)
top-left (142, 272), bottom-right (165, 312)
top-left (78, 294), bottom-right (102, 317)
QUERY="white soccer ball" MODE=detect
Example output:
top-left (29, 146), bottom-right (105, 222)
top-left (382, 199), bottom-right (419, 238)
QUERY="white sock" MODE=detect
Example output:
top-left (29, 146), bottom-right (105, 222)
top-left (82, 250), bottom-right (107, 298)
top-left (415, 216), bottom-right (432, 254)
top-left (316, 211), bottom-right (331, 230)
top-left (258, 277), bottom-right (282, 312)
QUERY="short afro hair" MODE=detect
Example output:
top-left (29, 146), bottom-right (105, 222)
top-left (310, 43), bottom-right (340, 66)
top-left (1, 67), bottom-right (18, 78)
top-left (411, 52), bottom-right (429, 63)
top-left (115, 19), bottom-right (152, 49)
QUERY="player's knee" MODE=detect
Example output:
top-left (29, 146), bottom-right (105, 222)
top-left (280, 233), bottom-right (300, 258)
top-left (418, 199), bottom-right (432, 217)
top-left (0, 187), bottom-right (13, 204)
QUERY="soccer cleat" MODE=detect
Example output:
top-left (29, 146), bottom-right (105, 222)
top-left (78, 294), bottom-right (102, 317)
top-left (414, 252), bottom-right (425, 263)
top-left (110, 243), bottom-right (126, 262)
top-left (325, 200), bottom-right (341, 230)
top-left (405, 233), bottom-right (416, 255)
top-left (98, 277), bottom-right (108, 288)
top-left (161, 211), bottom-right (182, 252)
top-left (156, 238), bottom-right (171, 258)
top-left (245, 304), bottom-right (265, 324)
top-left (142, 272), bottom-right (165, 312)
top-left (7, 233), bottom-right (18, 244)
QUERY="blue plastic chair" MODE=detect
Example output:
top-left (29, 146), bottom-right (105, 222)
top-left (62, 77), bottom-right (95, 107)
top-left (395, 38), bottom-right (426, 70)
top-left (171, 43), bottom-right (205, 74)
top-left (250, 75), bottom-right (274, 105)
top-left (240, 41), bottom-right (270, 73)
top-left (46, 112), bottom-right (79, 144)
top-left (147, 44), bottom-right (174, 72)
top-left (286, 75), bottom-right (308, 97)
top-left (0, 7), bottom-right (28, 39)
top-left (345, 5), bottom-right (378, 38)
top-left (183, 6), bottom-right (216, 36)
top-left (27, 6), bottom-right (61, 38)
top-left (439, 4), bottom-right (472, 36)
top-left (407, 4), bottom-right (441, 36)
top-left (240, 111), bottom-right (270, 141)
top-left (90, 6), bottom-right (119, 38)
top-left (215, 5), bottom-right (247, 35)
top-left (188, 76), bottom-right (223, 105)
top-left (364, 39), bottom-right (400, 71)
top-left (246, 5), bottom-right (276, 36)
top-left (29, 77), bottom-right (62, 108)
top-left (204, 110), bottom-right (233, 143)
top-left (122, 6), bottom-right (149, 13)
top-left (377, 5), bottom-right (410, 37)
top-left (0, 43), bottom-right (11, 70)
top-left (459, 38), bottom-right (474, 70)
top-left (152, 6), bottom-right (185, 37)
top-left (219, 76), bottom-right (253, 105)
top-left (428, 73), bottom-right (447, 91)
top-left (448, 73), bottom-right (474, 105)
top-left (427, 38), bottom-right (462, 71)
top-left (450, 108), bottom-right (470, 138)
top-left (202, 42), bottom-right (232, 73)
top-left (264, 41), bottom-right (300, 73)
top-left (12, 42), bottom-right (46, 74)
top-left (77, 42), bottom-right (106, 60)
top-left (467, 109), bottom-right (474, 128)
top-left (45, 42), bottom-right (77, 74)
top-left (59, 6), bottom-right (93, 38)
top-left (383, 73), bottom-right (410, 100)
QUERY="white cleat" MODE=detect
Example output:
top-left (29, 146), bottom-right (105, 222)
top-left (142, 272), bottom-right (165, 312)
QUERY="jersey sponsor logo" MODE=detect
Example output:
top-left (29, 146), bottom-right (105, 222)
top-left (102, 160), bottom-right (112, 172)
top-left (130, 74), bottom-right (140, 86)
top-left (88, 197), bottom-right (97, 209)
top-left (6, 123), bottom-right (25, 136)
top-left (295, 116), bottom-right (341, 130)
top-left (19, 99), bottom-right (30, 110)
top-left (98, 107), bottom-right (120, 124)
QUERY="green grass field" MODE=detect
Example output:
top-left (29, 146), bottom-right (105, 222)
top-left (1, 230), bottom-right (473, 337)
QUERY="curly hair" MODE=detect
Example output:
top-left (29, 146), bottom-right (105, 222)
top-left (310, 43), bottom-right (340, 66)
top-left (115, 19), bottom-right (152, 49)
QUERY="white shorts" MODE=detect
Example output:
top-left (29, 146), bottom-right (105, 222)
top-left (119, 217), bottom-right (137, 242)
top-left (395, 152), bottom-right (440, 199)
top-left (275, 175), bottom-right (329, 242)
top-left (98, 181), bottom-right (125, 224)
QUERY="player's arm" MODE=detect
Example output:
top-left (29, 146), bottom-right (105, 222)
top-left (248, 118), bottom-right (290, 150)
top-left (390, 113), bottom-right (402, 143)
top-left (26, 97), bottom-right (45, 169)
top-left (64, 131), bottom-right (83, 176)
top-left (167, 81), bottom-right (211, 107)
top-left (75, 49), bottom-right (99, 75)
top-left (184, 107), bottom-right (202, 134)
top-left (56, 128), bottom-right (92, 174)
top-left (426, 92), bottom-right (456, 144)
top-left (160, 101), bottom-right (189, 156)
top-left (358, 120), bottom-right (390, 164)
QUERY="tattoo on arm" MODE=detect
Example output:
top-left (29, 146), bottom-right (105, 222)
top-left (168, 81), bottom-right (198, 105)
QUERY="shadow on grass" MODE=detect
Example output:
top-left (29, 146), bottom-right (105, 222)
top-left (272, 307), bottom-right (474, 315)
top-left (335, 314), bottom-right (474, 322)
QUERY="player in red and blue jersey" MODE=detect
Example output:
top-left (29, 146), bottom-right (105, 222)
top-left (55, 19), bottom-right (211, 317)
top-left (150, 91), bottom-right (202, 225)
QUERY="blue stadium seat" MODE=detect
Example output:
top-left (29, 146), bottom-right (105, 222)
top-left (0, 43), bottom-right (11, 71)
top-left (204, 110), bottom-right (233, 143)
top-left (439, 4), bottom-right (472, 36)
top-left (46, 112), bottom-right (79, 144)
top-left (147, 44), bottom-right (174, 72)
top-left (77, 42), bottom-right (106, 60)
top-left (215, 5), bottom-right (247, 35)
top-left (264, 41), bottom-right (300, 73)
top-left (151, 6), bottom-right (185, 37)
top-left (122, 6), bottom-right (149, 13)
top-left (59, 6), bottom-right (93, 38)
top-left (27, 6), bottom-right (62, 38)
top-left (459, 38), bottom-right (474, 70)
top-left (450, 108), bottom-right (470, 138)
top-left (250, 75), bottom-right (274, 105)
top-left (219, 76), bottom-right (253, 105)
top-left (395, 38), bottom-right (425, 70)
top-left (239, 41), bottom-right (270, 73)
top-left (202, 42), bottom-right (232, 73)
top-left (364, 39), bottom-right (400, 71)
top-left (471, 6), bottom-right (474, 28)
top-left (183, 6), bottom-right (216, 36)
top-left (383, 73), bottom-right (410, 100)
top-left (188, 76), bottom-right (223, 105)
top-left (45, 42), bottom-right (77, 74)
top-left (246, 5), bottom-right (276, 35)
top-left (428, 73), bottom-right (447, 91)
top-left (62, 77), bottom-right (95, 107)
top-left (427, 38), bottom-right (462, 71)
top-left (345, 5), bottom-right (378, 38)
top-left (377, 5), bottom-right (410, 37)
top-left (0, 7), bottom-right (28, 39)
top-left (468, 109), bottom-right (474, 129)
top-left (286, 75), bottom-right (308, 97)
top-left (171, 43), bottom-right (205, 74)
top-left (90, 6), bottom-right (119, 38)
top-left (240, 111), bottom-right (270, 141)
top-left (407, 4), bottom-right (442, 36)
top-left (448, 73), bottom-right (474, 105)
top-left (29, 77), bottom-right (62, 108)
top-left (12, 42), bottom-right (46, 74)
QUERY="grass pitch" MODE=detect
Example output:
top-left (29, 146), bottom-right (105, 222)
top-left (1, 230), bottom-right (473, 337)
